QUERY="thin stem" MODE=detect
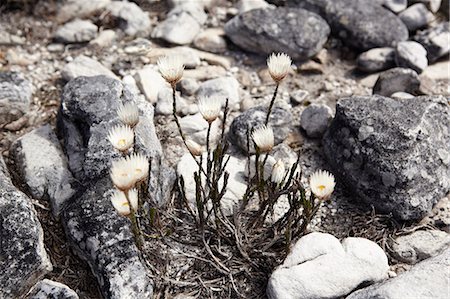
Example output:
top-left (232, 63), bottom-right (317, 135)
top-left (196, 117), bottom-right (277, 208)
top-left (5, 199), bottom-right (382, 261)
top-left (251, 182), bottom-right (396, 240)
top-left (124, 190), bottom-right (143, 250)
top-left (265, 83), bottom-right (279, 125)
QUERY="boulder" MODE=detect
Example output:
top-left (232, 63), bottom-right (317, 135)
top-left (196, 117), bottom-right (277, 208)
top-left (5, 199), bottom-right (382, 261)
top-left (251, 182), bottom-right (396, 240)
top-left (27, 279), bottom-right (79, 299)
top-left (267, 232), bottom-right (389, 299)
top-left (357, 47), bottom-right (396, 73)
top-left (395, 41), bottom-right (428, 73)
top-left (224, 7), bottom-right (330, 60)
top-left (323, 95), bottom-right (450, 220)
top-left (54, 19), bottom-right (98, 43)
top-left (10, 124), bottom-right (77, 217)
top-left (293, 0), bottom-right (409, 50)
top-left (57, 76), bottom-right (175, 297)
top-left (414, 22), bottom-right (450, 63)
top-left (399, 3), bottom-right (434, 32)
top-left (373, 67), bottom-right (420, 96)
top-left (392, 230), bottom-right (450, 264)
top-left (0, 71), bottom-right (32, 124)
top-left (0, 156), bottom-right (53, 298)
top-left (105, 0), bottom-right (151, 36)
top-left (230, 106), bottom-right (293, 153)
top-left (61, 55), bottom-right (118, 81)
top-left (347, 248), bottom-right (450, 299)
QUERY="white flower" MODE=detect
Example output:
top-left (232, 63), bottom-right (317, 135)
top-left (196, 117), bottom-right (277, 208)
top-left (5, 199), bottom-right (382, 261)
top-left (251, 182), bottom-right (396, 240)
top-left (117, 103), bottom-right (139, 128)
top-left (127, 153), bottom-right (150, 183)
top-left (309, 170), bottom-right (335, 200)
top-left (110, 153), bottom-right (149, 190)
top-left (185, 139), bottom-right (203, 156)
top-left (252, 125), bottom-right (274, 153)
top-left (198, 96), bottom-right (223, 123)
top-left (110, 189), bottom-right (138, 216)
top-left (157, 55), bottom-right (184, 85)
top-left (107, 125), bottom-right (134, 152)
top-left (110, 159), bottom-right (136, 191)
top-left (271, 160), bottom-right (286, 184)
top-left (267, 53), bottom-right (292, 83)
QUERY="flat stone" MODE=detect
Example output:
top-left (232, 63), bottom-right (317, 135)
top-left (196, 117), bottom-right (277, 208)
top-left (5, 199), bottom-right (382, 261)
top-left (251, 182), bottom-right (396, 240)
top-left (56, 0), bottom-right (111, 23)
top-left (373, 67), bottom-right (421, 96)
top-left (177, 153), bottom-right (247, 215)
top-left (156, 88), bottom-right (189, 116)
top-left (300, 103), bottom-right (333, 138)
top-left (196, 76), bottom-right (241, 109)
top-left (230, 105), bottom-right (293, 153)
top-left (134, 66), bottom-right (170, 104)
top-left (0, 71), bottom-right (32, 124)
top-left (0, 29), bottom-right (25, 45)
top-left (357, 47), bottom-right (396, 73)
top-left (414, 22), bottom-right (450, 63)
top-left (193, 28), bottom-right (227, 54)
top-left (179, 78), bottom-right (199, 96)
top-left (0, 156), bottom-right (53, 299)
top-left (61, 55), bottom-right (118, 81)
top-left (54, 19), bottom-right (98, 43)
top-left (347, 248), bottom-right (450, 299)
top-left (106, 0), bottom-right (151, 36)
top-left (290, 89), bottom-right (309, 104)
top-left (382, 0), bottom-right (408, 13)
top-left (179, 113), bottom-right (220, 145)
top-left (225, 7), bottom-right (330, 60)
top-left (152, 5), bottom-right (207, 45)
top-left (27, 279), bottom-right (79, 299)
top-left (323, 95), bottom-right (450, 220)
top-left (267, 232), bottom-right (389, 299)
top-left (10, 124), bottom-right (76, 217)
top-left (395, 41), bottom-right (428, 73)
top-left (421, 60), bottom-right (450, 80)
top-left (399, 3), bottom-right (434, 32)
top-left (392, 230), bottom-right (450, 264)
top-left (90, 29), bottom-right (116, 48)
top-left (293, 0), bottom-right (409, 50)
top-left (236, 0), bottom-right (273, 13)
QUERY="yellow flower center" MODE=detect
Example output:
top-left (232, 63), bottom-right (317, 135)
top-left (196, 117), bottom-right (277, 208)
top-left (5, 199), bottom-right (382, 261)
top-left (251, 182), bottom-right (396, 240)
top-left (118, 139), bottom-right (126, 146)
top-left (135, 168), bottom-right (142, 174)
top-left (121, 202), bottom-right (129, 207)
top-left (317, 185), bottom-right (326, 191)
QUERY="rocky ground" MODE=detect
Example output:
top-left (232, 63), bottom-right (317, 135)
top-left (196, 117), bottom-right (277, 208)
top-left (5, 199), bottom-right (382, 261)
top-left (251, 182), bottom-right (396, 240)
top-left (1, 0), bottom-right (449, 298)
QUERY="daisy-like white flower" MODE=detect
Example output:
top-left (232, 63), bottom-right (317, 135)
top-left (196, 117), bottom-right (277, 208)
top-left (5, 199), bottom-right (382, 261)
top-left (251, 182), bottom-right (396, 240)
top-left (185, 139), bottom-right (203, 156)
top-left (110, 189), bottom-right (138, 216)
top-left (309, 170), bottom-right (336, 200)
top-left (118, 103), bottom-right (139, 128)
top-left (198, 96), bottom-right (223, 123)
top-left (107, 125), bottom-right (134, 152)
top-left (267, 53), bottom-right (292, 83)
top-left (121, 153), bottom-right (150, 184)
top-left (252, 125), bottom-right (274, 153)
top-left (157, 55), bottom-right (184, 86)
top-left (110, 159), bottom-right (136, 191)
top-left (271, 160), bottom-right (286, 184)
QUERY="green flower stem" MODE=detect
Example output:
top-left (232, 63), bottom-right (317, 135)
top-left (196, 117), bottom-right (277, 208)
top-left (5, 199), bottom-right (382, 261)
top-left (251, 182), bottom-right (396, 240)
top-left (265, 83), bottom-right (279, 125)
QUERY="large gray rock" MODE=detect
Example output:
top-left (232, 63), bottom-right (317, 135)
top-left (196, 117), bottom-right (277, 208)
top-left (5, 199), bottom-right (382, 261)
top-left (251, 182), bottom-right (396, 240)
top-left (54, 19), bottom-right (98, 43)
top-left (399, 3), bottom-right (434, 32)
top-left (300, 103), bottom-right (333, 138)
top-left (373, 67), bottom-right (420, 96)
top-left (392, 230), bottom-right (450, 264)
top-left (0, 156), bottom-right (53, 299)
top-left (106, 0), bottom-right (151, 36)
top-left (62, 178), bottom-right (153, 299)
top-left (267, 232), bottom-right (389, 299)
top-left (323, 95), bottom-right (450, 220)
top-left (395, 41), bottom-right (428, 73)
top-left (293, 0), bottom-right (409, 50)
top-left (57, 75), bottom-right (174, 204)
top-left (57, 76), bottom-right (175, 298)
top-left (357, 47), bottom-right (396, 73)
top-left (414, 22), bottom-right (450, 63)
top-left (224, 7), bottom-right (330, 60)
top-left (27, 279), bottom-right (79, 299)
top-left (230, 106), bottom-right (293, 153)
top-left (10, 124), bottom-right (77, 217)
top-left (61, 55), bottom-right (118, 81)
top-left (347, 248), bottom-right (450, 299)
top-left (0, 71), bottom-right (32, 124)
